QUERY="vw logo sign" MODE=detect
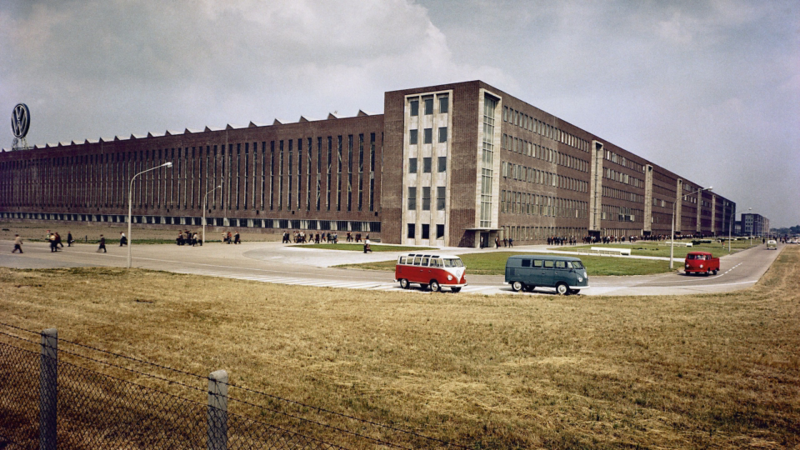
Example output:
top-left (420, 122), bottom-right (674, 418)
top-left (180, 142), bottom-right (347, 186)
top-left (11, 103), bottom-right (30, 139)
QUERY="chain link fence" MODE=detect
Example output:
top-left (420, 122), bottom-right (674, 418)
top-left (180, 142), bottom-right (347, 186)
top-left (0, 323), bottom-right (465, 449)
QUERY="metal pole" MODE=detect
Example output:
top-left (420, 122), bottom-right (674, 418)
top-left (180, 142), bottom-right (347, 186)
top-left (203, 185), bottom-right (222, 246)
top-left (127, 162), bottom-right (172, 268)
top-left (670, 201), bottom-right (675, 269)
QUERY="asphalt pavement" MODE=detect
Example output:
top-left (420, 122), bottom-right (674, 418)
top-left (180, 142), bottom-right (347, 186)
top-left (0, 239), bottom-right (785, 296)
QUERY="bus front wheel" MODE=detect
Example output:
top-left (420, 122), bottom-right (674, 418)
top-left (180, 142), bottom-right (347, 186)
top-left (430, 280), bottom-right (441, 292)
top-left (556, 283), bottom-right (569, 295)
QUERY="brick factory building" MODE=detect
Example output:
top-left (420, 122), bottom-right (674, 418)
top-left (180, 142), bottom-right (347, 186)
top-left (0, 80), bottom-right (736, 247)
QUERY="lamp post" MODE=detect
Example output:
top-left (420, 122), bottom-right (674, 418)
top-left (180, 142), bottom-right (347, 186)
top-left (728, 202), bottom-right (733, 254)
top-left (203, 185), bottom-right (222, 246)
top-left (670, 186), bottom-right (712, 270)
top-left (127, 162), bottom-right (173, 268)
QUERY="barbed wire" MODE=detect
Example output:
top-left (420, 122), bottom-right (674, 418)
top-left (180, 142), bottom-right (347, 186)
top-left (228, 383), bottom-right (467, 449)
top-left (0, 321), bottom-right (466, 448)
top-left (226, 395), bottom-right (409, 449)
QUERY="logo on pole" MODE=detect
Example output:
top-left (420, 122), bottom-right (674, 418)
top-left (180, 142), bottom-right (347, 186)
top-left (11, 103), bottom-right (30, 150)
top-left (11, 104), bottom-right (30, 139)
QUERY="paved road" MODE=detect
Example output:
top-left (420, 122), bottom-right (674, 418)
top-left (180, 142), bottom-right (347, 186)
top-left (0, 240), bottom-right (786, 296)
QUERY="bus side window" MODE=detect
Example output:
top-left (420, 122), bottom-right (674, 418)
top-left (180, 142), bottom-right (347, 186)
top-left (414, 256), bottom-right (422, 266)
top-left (544, 260), bottom-right (554, 268)
top-left (533, 260), bottom-right (543, 267)
top-left (421, 257), bottom-right (430, 266)
top-left (399, 256), bottom-right (406, 264)
top-left (522, 259), bottom-right (531, 267)
top-left (430, 258), bottom-right (441, 268)
top-left (555, 261), bottom-right (566, 269)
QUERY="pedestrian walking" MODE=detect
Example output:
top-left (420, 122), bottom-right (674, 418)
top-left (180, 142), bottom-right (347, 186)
top-left (12, 235), bottom-right (23, 253)
top-left (97, 235), bottom-right (107, 253)
top-left (234, 232), bottom-right (241, 244)
top-left (119, 232), bottom-right (128, 246)
top-left (49, 233), bottom-right (57, 252)
top-left (55, 232), bottom-right (63, 248)
top-left (67, 232), bottom-right (74, 247)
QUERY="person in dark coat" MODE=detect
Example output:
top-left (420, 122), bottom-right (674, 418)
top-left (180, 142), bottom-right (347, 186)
top-left (97, 235), bottom-right (107, 253)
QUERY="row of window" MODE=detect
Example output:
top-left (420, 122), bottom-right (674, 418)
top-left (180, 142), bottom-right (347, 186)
top-left (0, 134), bottom-right (380, 215)
top-left (409, 94), bottom-right (449, 116)
top-left (501, 190), bottom-right (588, 219)
top-left (601, 205), bottom-right (643, 222)
top-left (502, 134), bottom-right (589, 172)
top-left (502, 161), bottom-right (589, 193)
top-left (602, 186), bottom-right (644, 204)
top-left (502, 106), bottom-right (590, 152)
top-left (407, 223), bottom-right (446, 240)
top-left (605, 150), bottom-right (645, 173)
top-left (500, 226), bottom-right (588, 241)
top-left (605, 167), bottom-right (644, 188)
top-left (407, 186), bottom-right (446, 211)
top-left (409, 127), bottom-right (447, 145)
top-left (409, 157), bottom-right (446, 174)
top-left (0, 211), bottom-right (381, 232)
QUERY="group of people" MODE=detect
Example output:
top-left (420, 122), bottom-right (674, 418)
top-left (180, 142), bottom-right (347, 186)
top-left (177, 230), bottom-right (202, 246)
top-left (283, 230), bottom-right (341, 244)
top-left (221, 231), bottom-right (241, 244)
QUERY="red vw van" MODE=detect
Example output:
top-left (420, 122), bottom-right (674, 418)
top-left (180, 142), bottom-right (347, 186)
top-left (395, 253), bottom-right (467, 292)
top-left (684, 251), bottom-right (720, 275)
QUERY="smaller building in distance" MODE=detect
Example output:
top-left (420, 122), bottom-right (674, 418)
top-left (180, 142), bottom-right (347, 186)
top-left (740, 213), bottom-right (769, 237)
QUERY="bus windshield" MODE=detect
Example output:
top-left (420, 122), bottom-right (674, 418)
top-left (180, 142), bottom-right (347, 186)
top-left (443, 258), bottom-right (464, 268)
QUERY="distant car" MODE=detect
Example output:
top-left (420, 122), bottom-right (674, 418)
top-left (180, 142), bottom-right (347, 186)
top-left (766, 240), bottom-right (778, 250)
top-left (684, 251), bottom-right (719, 275)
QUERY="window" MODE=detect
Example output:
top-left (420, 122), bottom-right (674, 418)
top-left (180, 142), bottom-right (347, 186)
top-left (438, 127), bottom-right (447, 143)
top-left (407, 223), bottom-right (415, 239)
top-left (522, 259), bottom-right (531, 267)
top-left (438, 156), bottom-right (446, 172)
top-left (423, 157), bottom-right (432, 173)
top-left (410, 100), bottom-right (419, 116)
top-left (409, 158), bottom-right (417, 174)
top-left (544, 260), bottom-right (554, 268)
top-left (424, 128), bottom-right (433, 144)
top-left (422, 187), bottom-right (430, 210)
top-left (409, 129), bottom-right (418, 145)
top-left (408, 187), bottom-right (416, 210)
top-left (436, 224), bottom-right (445, 239)
top-left (424, 97), bottom-right (433, 115)
top-left (439, 95), bottom-right (448, 113)
top-left (437, 186), bottom-right (446, 210)
top-left (421, 224), bottom-right (430, 239)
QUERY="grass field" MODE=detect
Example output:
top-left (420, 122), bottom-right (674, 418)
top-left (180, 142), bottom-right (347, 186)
top-left (338, 251), bottom-right (672, 276)
top-left (553, 241), bottom-right (757, 259)
top-left (293, 243), bottom-right (434, 252)
top-left (1, 248), bottom-right (798, 448)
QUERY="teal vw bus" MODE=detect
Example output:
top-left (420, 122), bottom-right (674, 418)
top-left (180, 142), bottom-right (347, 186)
top-left (504, 255), bottom-right (589, 295)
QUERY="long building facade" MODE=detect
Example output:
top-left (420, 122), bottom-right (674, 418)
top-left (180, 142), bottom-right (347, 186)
top-left (0, 80), bottom-right (735, 247)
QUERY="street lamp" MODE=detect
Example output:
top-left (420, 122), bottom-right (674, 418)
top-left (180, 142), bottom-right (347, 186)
top-left (202, 185), bottom-right (222, 246)
top-left (728, 202), bottom-right (733, 254)
top-left (670, 186), bottom-right (712, 270)
top-left (127, 162), bottom-right (173, 268)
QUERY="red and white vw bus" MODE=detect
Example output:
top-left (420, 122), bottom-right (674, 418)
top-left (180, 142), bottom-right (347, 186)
top-left (395, 253), bottom-right (467, 293)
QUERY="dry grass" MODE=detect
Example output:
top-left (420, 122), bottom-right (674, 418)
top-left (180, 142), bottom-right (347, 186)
top-left (1, 248), bottom-right (799, 448)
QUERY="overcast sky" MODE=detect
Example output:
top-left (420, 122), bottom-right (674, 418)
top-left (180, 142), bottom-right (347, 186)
top-left (1, 0), bottom-right (798, 227)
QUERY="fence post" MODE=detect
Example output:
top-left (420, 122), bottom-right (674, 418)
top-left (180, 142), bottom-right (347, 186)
top-left (207, 369), bottom-right (229, 450)
top-left (39, 328), bottom-right (58, 450)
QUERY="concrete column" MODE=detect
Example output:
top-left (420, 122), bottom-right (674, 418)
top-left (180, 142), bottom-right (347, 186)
top-left (207, 369), bottom-right (229, 450)
top-left (39, 328), bottom-right (58, 450)
top-left (588, 141), bottom-right (604, 235)
top-left (675, 179), bottom-right (683, 235)
top-left (643, 165), bottom-right (654, 234)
